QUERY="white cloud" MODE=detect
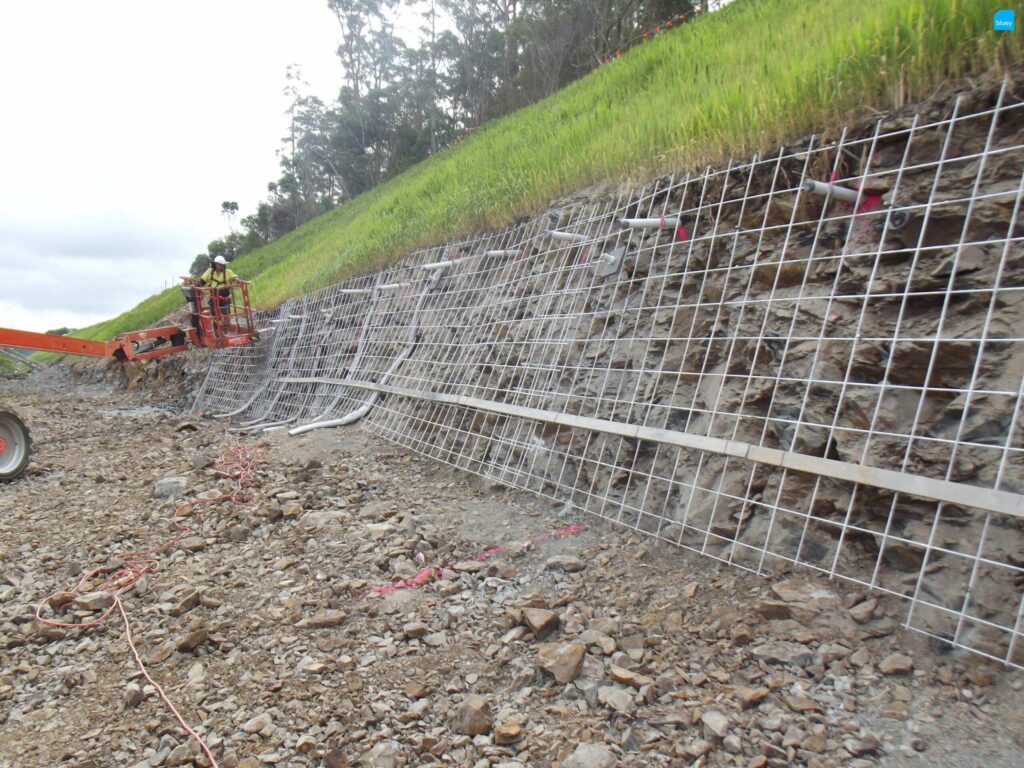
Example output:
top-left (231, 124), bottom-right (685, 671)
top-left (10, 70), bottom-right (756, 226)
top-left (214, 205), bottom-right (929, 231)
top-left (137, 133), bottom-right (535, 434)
top-left (0, 0), bottom-right (342, 332)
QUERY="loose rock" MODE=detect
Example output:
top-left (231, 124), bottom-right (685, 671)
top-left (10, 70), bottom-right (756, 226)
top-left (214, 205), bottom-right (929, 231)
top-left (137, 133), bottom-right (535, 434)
top-left (537, 641), bottom-right (586, 683)
top-left (452, 694), bottom-right (493, 735)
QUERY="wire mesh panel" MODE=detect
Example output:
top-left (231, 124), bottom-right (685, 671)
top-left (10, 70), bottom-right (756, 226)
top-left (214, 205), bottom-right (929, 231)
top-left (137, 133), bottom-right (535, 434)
top-left (192, 306), bottom-right (283, 417)
top-left (194, 84), bottom-right (1024, 665)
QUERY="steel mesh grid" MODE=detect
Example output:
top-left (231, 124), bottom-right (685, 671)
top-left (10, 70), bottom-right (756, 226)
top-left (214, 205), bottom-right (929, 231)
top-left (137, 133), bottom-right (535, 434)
top-left (194, 85), bottom-right (1024, 665)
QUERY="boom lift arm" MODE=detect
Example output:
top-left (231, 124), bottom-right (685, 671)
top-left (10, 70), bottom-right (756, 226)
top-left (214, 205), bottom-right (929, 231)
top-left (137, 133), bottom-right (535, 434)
top-left (0, 279), bottom-right (258, 362)
top-left (0, 279), bottom-right (259, 481)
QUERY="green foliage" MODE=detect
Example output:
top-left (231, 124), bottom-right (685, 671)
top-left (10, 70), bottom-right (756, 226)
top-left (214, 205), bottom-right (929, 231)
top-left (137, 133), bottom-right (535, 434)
top-left (79, 0), bottom-right (1018, 338)
top-left (71, 287), bottom-right (184, 343)
top-left (189, 253), bottom-right (210, 278)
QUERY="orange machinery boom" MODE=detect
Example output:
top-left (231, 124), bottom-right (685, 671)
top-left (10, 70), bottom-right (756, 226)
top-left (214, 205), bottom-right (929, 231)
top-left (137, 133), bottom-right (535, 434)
top-left (0, 280), bottom-right (258, 362)
top-left (0, 324), bottom-right (191, 361)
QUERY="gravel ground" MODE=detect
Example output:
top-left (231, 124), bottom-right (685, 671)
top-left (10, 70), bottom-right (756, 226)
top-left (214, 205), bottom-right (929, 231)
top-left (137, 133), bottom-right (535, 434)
top-left (1, 377), bottom-right (1022, 768)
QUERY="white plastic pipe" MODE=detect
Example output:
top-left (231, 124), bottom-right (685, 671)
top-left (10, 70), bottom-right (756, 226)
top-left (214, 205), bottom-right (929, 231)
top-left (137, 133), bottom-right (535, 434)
top-left (421, 259), bottom-right (456, 270)
top-left (215, 389), bottom-right (265, 419)
top-left (289, 268), bottom-right (447, 436)
top-left (229, 417), bottom-right (295, 434)
top-left (485, 249), bottom-right (523, 258)
top-left (546, 229), bottom-right (587, 242)
top-left (617, 217), bottom-right (681, 229)
top-left (801, 178), bottom-right (862, 204)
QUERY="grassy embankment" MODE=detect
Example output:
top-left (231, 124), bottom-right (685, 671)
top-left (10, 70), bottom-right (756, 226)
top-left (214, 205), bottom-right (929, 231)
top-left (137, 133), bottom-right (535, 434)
top-left (76, 0), bottom-right (1018, 341)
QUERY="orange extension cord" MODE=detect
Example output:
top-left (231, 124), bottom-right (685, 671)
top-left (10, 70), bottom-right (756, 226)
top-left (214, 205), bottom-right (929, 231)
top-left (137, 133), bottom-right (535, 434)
top-left (35, 444), bottom-right (263, 768)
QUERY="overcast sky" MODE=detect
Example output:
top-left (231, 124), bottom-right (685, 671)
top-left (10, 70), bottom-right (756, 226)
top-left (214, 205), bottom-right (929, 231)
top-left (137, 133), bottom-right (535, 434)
top-left (0, 1), bottom-right (342, 332)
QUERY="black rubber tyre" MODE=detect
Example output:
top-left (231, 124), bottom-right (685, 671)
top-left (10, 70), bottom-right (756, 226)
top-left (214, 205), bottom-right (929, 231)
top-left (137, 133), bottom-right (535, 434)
top-left (0, 409), bottom-right (30, 481)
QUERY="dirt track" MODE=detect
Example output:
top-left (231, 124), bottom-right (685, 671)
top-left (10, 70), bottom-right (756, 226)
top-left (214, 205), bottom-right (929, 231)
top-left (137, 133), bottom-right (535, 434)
top-left (1, 376), bottom-right (1022, 768)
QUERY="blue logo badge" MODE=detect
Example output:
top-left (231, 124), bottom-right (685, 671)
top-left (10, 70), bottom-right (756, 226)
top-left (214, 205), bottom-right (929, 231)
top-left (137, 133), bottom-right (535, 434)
top-left (994, 9), bottom-right (1014, 31)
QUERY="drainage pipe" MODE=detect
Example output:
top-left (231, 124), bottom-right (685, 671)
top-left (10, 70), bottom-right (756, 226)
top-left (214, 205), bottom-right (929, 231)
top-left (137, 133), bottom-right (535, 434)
top-left (231, 310), bottom-right (310, 425)
top-left (229, 416), bottom-right (296, 434)
top-left (546, 229), bottom-right (588, 242)
top-left (215, 308), bottom-right (295, 419)
top-left (288, 266), bottom-right (447, 436)
top-left (277, 282), bottom-right (384, 431)
top-left (800, 178), bottom-right (862, 204)
top-left (617, 217), bottom-right (681, 229)
top-left (421, 259), bottom-right (456, 270)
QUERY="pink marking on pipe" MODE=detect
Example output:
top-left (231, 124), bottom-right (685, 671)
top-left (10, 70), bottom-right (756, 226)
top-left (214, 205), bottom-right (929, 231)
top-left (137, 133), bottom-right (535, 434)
top-left (675, 225), bottom-right (688, 242)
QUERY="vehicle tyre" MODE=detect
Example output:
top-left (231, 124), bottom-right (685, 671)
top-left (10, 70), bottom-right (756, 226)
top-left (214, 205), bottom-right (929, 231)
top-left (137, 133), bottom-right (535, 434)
top-left (0, 409), bottom-right (31, 481)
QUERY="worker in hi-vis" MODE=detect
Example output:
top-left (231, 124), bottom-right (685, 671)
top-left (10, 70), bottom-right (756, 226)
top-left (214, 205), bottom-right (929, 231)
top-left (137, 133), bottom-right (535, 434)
top-left (200, 256), bottom-right (237, 319)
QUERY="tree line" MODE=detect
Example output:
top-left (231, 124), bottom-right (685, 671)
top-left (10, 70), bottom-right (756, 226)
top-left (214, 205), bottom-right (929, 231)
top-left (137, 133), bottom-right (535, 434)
top-left (191, 0), bottom-right (704, 277)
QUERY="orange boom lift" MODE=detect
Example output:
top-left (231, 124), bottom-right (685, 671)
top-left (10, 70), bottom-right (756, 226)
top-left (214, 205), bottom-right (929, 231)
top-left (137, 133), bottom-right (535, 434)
top-left (0, 279), bottom-right (258, 362)
top-left (0, 279), bottom-right (259, 480)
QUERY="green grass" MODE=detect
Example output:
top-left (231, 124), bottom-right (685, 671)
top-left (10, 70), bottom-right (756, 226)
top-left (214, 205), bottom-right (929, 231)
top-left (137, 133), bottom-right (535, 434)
top-left (74, 0), bottom-right (1018, 339)
top-left (0, 354), bottom-right (31, 375)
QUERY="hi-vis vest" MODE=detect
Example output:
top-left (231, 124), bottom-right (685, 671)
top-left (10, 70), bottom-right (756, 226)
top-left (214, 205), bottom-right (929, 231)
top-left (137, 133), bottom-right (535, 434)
top-left (201, 266), bottom-right (237, 287)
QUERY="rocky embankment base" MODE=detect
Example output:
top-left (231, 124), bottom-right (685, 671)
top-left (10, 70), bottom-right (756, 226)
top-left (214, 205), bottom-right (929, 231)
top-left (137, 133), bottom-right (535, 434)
top-left (1, 381), bottom-right (1022, 768)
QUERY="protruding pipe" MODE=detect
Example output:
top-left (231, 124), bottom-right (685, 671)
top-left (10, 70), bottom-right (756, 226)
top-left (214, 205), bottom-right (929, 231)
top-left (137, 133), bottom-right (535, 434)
top-left (801, 178), bottom-right (862, 204)
top-left (421, 259), bottom-right (456, 270)
top-left (485, 249), bottom-right (523, 258)
top-left (336, 288), bottom-right (372, 295)
top-left (617, 217), bottom-right (681, 229)
top-left (378, 281), bottom-right (412, 290)
top-left (261, 418), bottom-right (297, 432)
top-left (546, 229), bottom-right (587, 242)
top-left (214, 388), bottom-right (264, 418)
top-left (228, 417), bottom-right (295, 434)
top-left (289, 267), bottom-right (447, 436)
top-left (289, 401), bottom-right (375, 435)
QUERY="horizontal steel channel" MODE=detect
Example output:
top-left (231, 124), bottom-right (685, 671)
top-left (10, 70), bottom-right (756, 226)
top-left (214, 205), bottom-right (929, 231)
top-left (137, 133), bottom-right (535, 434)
top-left (279, 376), bottom-right (1024, 520)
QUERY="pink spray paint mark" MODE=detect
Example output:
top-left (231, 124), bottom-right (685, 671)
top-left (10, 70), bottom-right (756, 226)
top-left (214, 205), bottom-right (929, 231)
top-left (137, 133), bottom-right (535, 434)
top-left (854, 193), bottom-right (884, 217)
top-left (376, 523), bottom-right (586, 596)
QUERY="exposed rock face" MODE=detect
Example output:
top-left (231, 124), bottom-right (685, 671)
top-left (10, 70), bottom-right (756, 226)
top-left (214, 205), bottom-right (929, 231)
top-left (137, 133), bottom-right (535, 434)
top-left (191, 80), bottom-right (1024, 665)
